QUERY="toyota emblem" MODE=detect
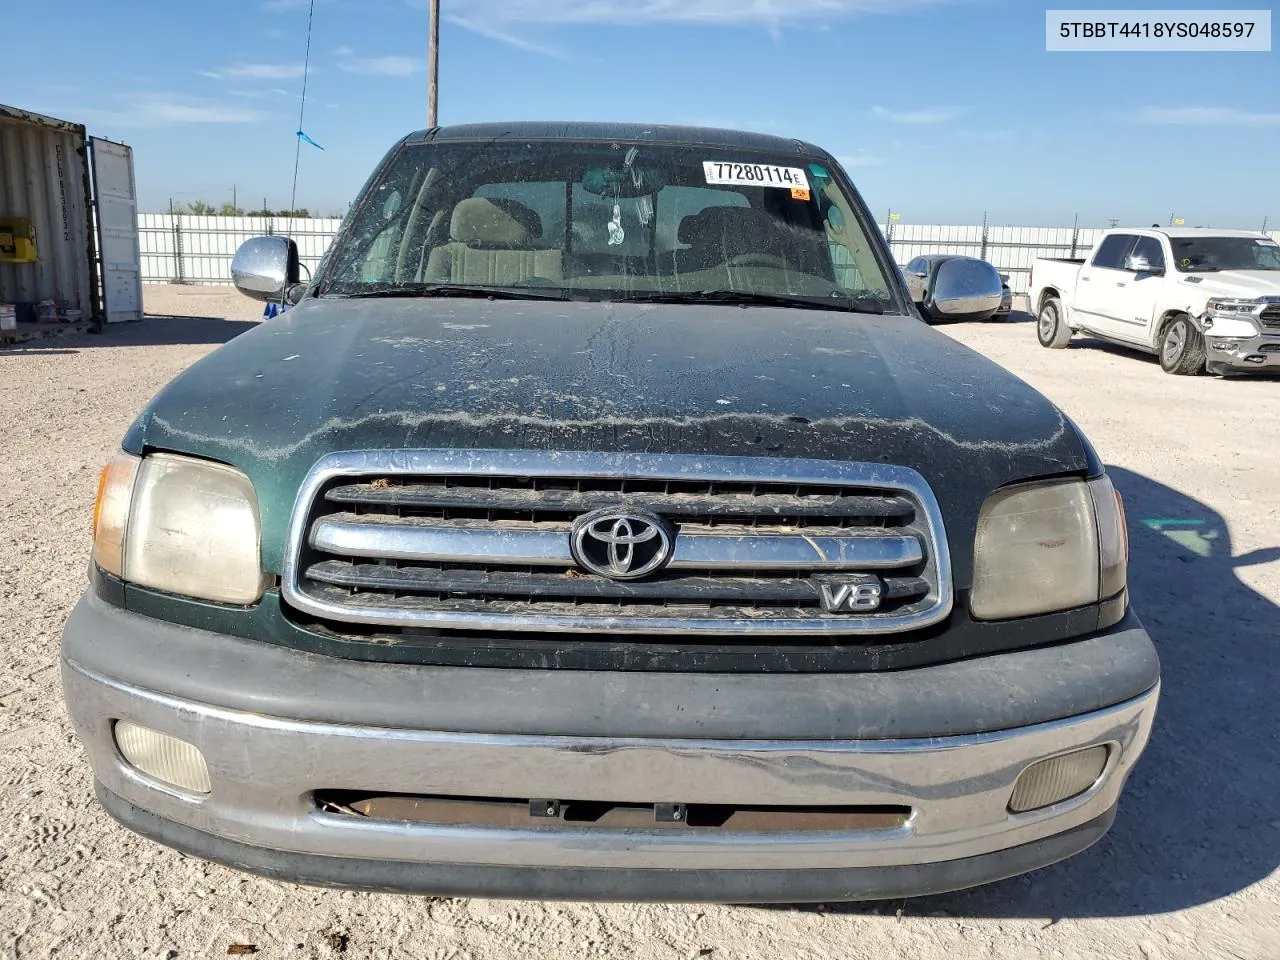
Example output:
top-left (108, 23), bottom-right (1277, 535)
top-left (570, 510), bottom-right (675, 580)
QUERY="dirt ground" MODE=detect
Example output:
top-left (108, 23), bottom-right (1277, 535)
top-left (1, 285), bottom-right (1276, 959)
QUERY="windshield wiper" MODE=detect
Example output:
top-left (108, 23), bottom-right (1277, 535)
top-left (608, 290), bottom-right (887, 315)
top-left (328, 283), bottom-right (571, 301)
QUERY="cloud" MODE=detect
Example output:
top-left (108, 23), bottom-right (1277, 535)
top-left (418, 0), bottom-right (948, 26)
top-left (445, 16), bottom-right (570, 58)
top-left (337, 52), bottom-right (424, 76)
top-left (1138, 106), bottom-right (1280, 127)
top-left (71, 95), bottom-right (269, 128)
top-left (406, 0), bottom-right (947, 57)
top-left (227, 87), bottom-right (295, 100)
top-left (871, 105), bottom-right (962, 124)
top-left (210, 62), bottom-right (308, 80)
top-left (837, 153), bottom-right (885, 167)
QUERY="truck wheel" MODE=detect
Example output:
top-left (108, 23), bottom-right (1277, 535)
top-left (1159, 316), bottom-right (1206, 375)
top-left (1037, 298), bottom-right (1072, 349)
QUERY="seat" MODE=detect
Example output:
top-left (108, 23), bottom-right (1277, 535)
top-left (425, 197), bottom-right (563, 285)
top-left (667, 207), bottom-right (803, 276)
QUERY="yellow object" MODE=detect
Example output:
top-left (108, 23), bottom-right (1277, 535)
top-left (0, 217), bottom-right (37, 263)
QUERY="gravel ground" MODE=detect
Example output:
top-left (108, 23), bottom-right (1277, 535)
top-left (1, 286), bottom-right (1276, 959)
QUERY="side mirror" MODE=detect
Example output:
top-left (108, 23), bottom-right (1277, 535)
top-left (231, 236), bottom-right (304, 303)
top-left (928, 257), bottom-right (1003, 317)
top-left (1124, 254), bottom-right (1163, 276)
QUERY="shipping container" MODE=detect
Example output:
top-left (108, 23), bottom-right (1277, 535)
top-left (0, 104), bottom-right (142, 332)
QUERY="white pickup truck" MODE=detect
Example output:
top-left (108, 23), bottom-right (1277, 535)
top-left (1029, 227), bottom-right (1280, 375)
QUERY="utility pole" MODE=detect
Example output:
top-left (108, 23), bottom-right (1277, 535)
top-left (427, 0), bottom-right (440, 128)
top-left (1263, 216), bottom-right (1270, 233)
top-left (232, 184), bottom-right (237, 212)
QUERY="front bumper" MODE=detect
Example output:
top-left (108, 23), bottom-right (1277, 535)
top-left (1203, 328), bottom-right (1280, 372)
top-left (62, 591), bottom-right (1160, 902)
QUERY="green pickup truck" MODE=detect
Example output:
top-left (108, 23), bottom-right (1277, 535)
top-left (62, 122), bottom-right (1158, 902)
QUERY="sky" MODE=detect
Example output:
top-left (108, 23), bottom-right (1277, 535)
top-left (6, 0), bottom-right (1278, 226)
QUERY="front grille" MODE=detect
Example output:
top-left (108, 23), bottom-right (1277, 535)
top-left (282, 451), bottom-right (952, 637)
top-left (1260, 307), bottom-right (1280, 329)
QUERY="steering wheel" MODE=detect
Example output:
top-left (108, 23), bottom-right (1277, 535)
top-left (725, 253), bottom-right (788, 270)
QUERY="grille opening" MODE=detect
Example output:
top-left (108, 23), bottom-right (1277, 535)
top-left (315, 790), bottom-right (912, 833)
top-left (325, 476), bottom-right (915, 530)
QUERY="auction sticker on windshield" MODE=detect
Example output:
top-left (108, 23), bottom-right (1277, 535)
top-left (704, 161), bottom-right (810, 190)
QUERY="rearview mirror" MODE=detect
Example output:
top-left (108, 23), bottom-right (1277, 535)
top-left (1124, 254), bottom-right (1163, 276)
top-left (231, 236), bottom-right (303, 303)
top-left (929, 257), bottom-right (1003, 317)
top-left (581, 166), bottom-right (665, 199)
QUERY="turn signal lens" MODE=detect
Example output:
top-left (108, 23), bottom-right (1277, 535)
top-left (1090, 475), bottom-right (1128, 599)
top-left (92, 453), bottom-right (141, 578)
top-left (1009, 746), bottom-right (1108, 813)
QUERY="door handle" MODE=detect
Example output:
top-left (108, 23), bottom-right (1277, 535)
top-left (1116, 282), bottom-right (1127, 287)
top-left (1081, 276), bottom-right (1091, 282)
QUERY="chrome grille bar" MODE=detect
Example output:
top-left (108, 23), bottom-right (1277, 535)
top-left (311, 516), bottom-right (924, 570)
top-left (304, 560), bottom-right (932, 604)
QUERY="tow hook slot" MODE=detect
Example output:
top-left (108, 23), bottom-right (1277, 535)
top-left (655, 803), bottom-right (687, 823)
top-left (530, 799), bottom-right (561, 818)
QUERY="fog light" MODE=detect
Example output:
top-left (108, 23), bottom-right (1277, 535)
top-left (1210, 339), bottom-right (1241, 351)
top-left (114, 721), bottom-right (211, 794)
top-left (1009, 745), bottom-right (1107, 813)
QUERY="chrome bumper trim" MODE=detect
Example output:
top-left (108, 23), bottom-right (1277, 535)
top-left (64, 653), bottom-right (1158, 872)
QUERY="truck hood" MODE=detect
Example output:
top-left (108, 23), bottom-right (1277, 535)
top-left (1178, 270), bottom-right (1280, 301)
top-left (129, 297), bottom-right (1091, 580)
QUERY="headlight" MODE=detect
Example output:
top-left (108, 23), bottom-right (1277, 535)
top-left (93, 452), bottom-right (265, 605)
top-left (1205, 298), bottom-right (1259, 317)
top-left (971, 477), bottom-right (1127, 621)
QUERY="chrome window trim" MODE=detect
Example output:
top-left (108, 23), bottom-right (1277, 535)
top-left (281, 449), bottom-right (954, 636)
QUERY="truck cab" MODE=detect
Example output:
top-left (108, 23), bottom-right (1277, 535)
top-left (1030, 227), bottom-right (1280, 375)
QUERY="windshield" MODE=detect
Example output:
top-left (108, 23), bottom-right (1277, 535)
top-left (321, 140), bottom-right (898, 311)
top-left (1170, 235), bottom-right (1280, 273)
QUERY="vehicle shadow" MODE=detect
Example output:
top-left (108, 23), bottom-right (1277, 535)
top-left (1070, 337), bottom-right (1280, 380)
top-left (755, 466), bottom-right (1279, 919)
top-left (0, 314), bottom-right (257, 352)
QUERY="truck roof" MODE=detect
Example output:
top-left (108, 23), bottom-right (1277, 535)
top-left (1126, 226), bottom-right (1269, 239)
top-left (406, 121), bottom-right (829, 157)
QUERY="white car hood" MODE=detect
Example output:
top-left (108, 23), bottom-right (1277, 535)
top-left (1177, 270), bottom-right (1280, 301)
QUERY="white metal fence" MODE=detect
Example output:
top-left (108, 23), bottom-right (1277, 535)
top-left (138, 214), bottom-right (1280, 297)
top-left (138, 214), bottom-right (342, 287)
